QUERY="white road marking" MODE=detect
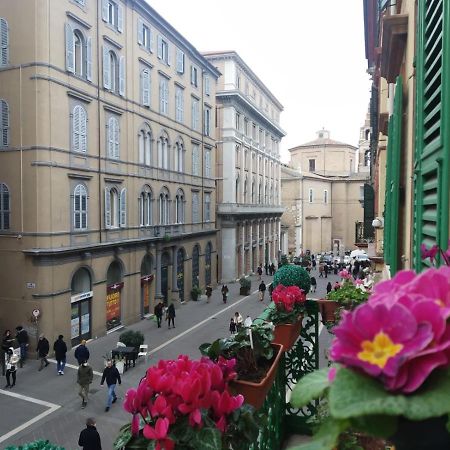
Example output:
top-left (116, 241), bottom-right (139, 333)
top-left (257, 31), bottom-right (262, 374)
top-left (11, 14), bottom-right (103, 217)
top-left (0, 390), bottom-right (60, 444)
top-left (47, 359), bottom-right (102, 376)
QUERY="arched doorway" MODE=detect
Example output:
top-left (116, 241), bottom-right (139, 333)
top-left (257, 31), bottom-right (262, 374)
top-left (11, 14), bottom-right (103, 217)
top-left (176, 248), bottom-right (185, 302)
top-left (161, 252), bottom-right (170, 304)
top-left (140, 254), bottom-right (153, 317)
top-left (106, 260), bottom-right (123, 331)
top-left (205, 242), bottom-right (212, 285)
top-left (192, 244), bottom-right (200, 287)
top-left (70, 267), bottom-right (92, 346)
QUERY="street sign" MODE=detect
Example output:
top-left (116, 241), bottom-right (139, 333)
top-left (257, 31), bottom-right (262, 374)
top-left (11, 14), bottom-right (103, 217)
top-left (26, 282), bottom-right (36, 289)
top-left (32, 309), bottom-right (40, 318)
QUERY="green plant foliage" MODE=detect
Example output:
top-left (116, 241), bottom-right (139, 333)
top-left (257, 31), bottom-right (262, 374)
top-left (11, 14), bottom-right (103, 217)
top-left (191, 285), bottom-right (202, 300)
top-left (119, 330), bottom-right (145, 351)
top-left (326, 282), bottom-right (369, 306)
top-left (5, 441), bottom-right (65, 450)
top-left (239, 276), bottom-right (251, 289)
top-left (291, 368), bottom-right (330, 407)
top-left (272, 264), bottom-right (311, 294)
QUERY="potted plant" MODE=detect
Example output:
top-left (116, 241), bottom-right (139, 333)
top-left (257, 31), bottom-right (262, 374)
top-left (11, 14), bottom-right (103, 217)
top-left (190, 285), bottom-right (202, 301)
top-left (239, 276), bottom-right (251, 295)
top-left (5, 441), bottom-right (65, 450)
top-left (290, 266), bottom-right (450, 450)
top-left (119, 330), bottom-right (145, 352)
top-left (114, 355), bottom-right (262, 450)
top-left (272, 263), bottom-right (311, 293)
top-left (268, 284), bottom-right (307, 351)
top-left (200, 322), bottom-right (282, 409)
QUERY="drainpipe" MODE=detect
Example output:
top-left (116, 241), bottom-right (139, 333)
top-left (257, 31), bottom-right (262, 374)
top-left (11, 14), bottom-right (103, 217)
top-left (96, 0), bottom-right (102, 243)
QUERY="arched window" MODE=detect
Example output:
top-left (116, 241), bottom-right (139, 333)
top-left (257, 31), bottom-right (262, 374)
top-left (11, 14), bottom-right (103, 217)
top-left (72, 105), bottom-right (87, 153)
top-left (73, 184), bottom-right (88, 230)
top-left (158, 133), bottom-right (169, 170)
top-left (0, 99), bottom-right (9, 147)
top-left (159, 187), bottom-right (170, 225)
top-left (109, 50), bottom-right (119, 93)
top-left (105, 186), bottom-right (120, 228)
top-left (364, 150), bottom-right (371, 167)
top-left (74, 30), bottom-right (85, 77)
top-left (141, 68), bottom-right (151, 106)
top-left (0, 18), bottom-right (9, 67)
top-left (174, 141), bottom-right (184, 173)
top-left (139, 185), bottom-right (152, 226)
top-left (0, 182), bottom-right (10, 230)
top-left (175, 189), bottom-right (185, 224)
top-left (65, 24), bottom-right (91, 80)
top-left (107, 116), bottom-right (119, 158)
top-left (138, 125), bottom-right (152, 166)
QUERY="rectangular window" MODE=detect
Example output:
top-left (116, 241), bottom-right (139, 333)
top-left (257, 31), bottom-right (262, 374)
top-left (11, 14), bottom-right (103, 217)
top-left (309, 159), bottom-right (316, 172)
top-left (204, 106), bottom-right (211, 136)
top-left (102, 0), bottom-right (123, 32)
top-left (324, 190), bottom-right (328, 204)
top-left (192, 144), bottom-right (200, 176)
top-left (204, 193), bottom-right (211, 222)
top-left (157, 35), bottom-right (170, 65)
top-left (191, 98), bottom-right (199, 131)
top-left (308, 188), bottom-right (313, 203)
top-left (205, 149), bottom-right (211, 178)
top-left (359, 185), bottom-right (364, 201)
top-left (192, 191), bottom-right (199, 222)
top-left (244, 118), bottom-right (249, 136)
top-left (252, 123), bottom-right (256, 140)
top-left (176, 49), bottom-right (185, 74)
top-left (235, 112), bottom-right (240, 131)
top-left (159, 77), bottom-right (169, 115)
top-left (141, 68), bottom-right (151, 106)
top-left (204, 75), bottom-right (210, 95)
top-left (175, 86), bottom-right (184, 123)
top-left (191, 65), bottom-right (198, 87)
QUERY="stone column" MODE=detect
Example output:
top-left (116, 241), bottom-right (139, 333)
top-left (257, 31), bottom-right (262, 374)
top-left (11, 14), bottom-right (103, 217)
top-left (262, 156), bottom-right (266, 203)
top-left (171, 245), bottom-right (179, 305)
top-left (262, 220), bottom-right (266, 265)
top-left (155, 244), bottom-right (163, 299)
top-left (221, 222), bottom-right (237, 282)
top-left (240, 222), bottom-right (245, 276)
top-left (255, 220), bottom-right (260, 267)
top-left (249, 220), bottom-right (253, 273)
top-left (240, 146), bottom-right (245, 203)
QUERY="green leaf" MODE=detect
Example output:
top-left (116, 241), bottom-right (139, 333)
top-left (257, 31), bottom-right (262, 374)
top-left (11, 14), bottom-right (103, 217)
top-left (350, 415), bottom-right (398, 438)
top-left (291, 368), bottom-right (330, 408)
top-left (289, 417), bottom-right (350, 450)
top-left (329, 367), bottom-right (450, 421)
top-left (191, 427), bottom-right (222, 450)
top-left (113, 424), bottom-right (133, 449)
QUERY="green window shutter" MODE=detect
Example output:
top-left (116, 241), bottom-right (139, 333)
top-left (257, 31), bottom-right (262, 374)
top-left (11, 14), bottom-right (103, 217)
top-left (384, 118), bottom-right (394, 266)
top-left (414, 0), bottom-right (450, 270)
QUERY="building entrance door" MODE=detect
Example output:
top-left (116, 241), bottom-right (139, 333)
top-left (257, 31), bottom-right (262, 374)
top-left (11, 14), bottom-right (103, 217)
top-left (71, 298), bottom-right (91, 346)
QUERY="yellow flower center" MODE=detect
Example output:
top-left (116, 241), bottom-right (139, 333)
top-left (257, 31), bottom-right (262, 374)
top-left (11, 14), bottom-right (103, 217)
top-left (435, 299), bottom-right (445, 308)
top-left (357, 331), bottom-right (403, 369)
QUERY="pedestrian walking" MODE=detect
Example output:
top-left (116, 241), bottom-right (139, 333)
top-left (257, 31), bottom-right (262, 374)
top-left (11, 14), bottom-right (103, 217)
top-left (270, 263), bottom-right (276, 275)
top-left (312, 259), bottom-right (316, 270)
top-left (268, 283), bottom-right (274, 299)
top-left (2, 330), bottom-right (15, 375)
top-left (326, 282), bottom-right (332, 295)
top-left (258, 280), bottom-right (266, 301)
top-left (324, 264), bottom-right (329, 278)
top-left (205, 285), bottom-right (213, 303)
top-left (53, 334), bottom-right (67, 375)
top-left (318, 263), bottom-right (324, 278)
top-left (4, 347), bottom-right (19, 388)
top-left (15, 326), bottom-right (29, 367)
top-left (257, 265), bottom-right (263, 280)
top-left (234, 312), bottom-right (243, 331)
top-left (78, 417), bottom-right (102, 450)
top-left (264, 262), bottom-right (268, 275)
top-left (75, 340), bottom-right (90, 365)
top-left (221, 284), bottom-right (229, 304)
top-left (77, 361), bottom-right (93, 408)
top-left (154, 301), bottom-right (164, 328)
top-left (36, 334), bottom-right (50, 371)
top-left (101, 359), bottom-right (121, 412)
top-left (229, 318), bottom-right (237, 335)
top-left (310, 276), bottom-right (317, 293)
top-left (167, 303), bottom-right (176, 328)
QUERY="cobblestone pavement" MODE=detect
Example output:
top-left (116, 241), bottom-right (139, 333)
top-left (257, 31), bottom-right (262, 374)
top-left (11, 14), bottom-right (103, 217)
top-left (0, 269), bottom-right (337, 449)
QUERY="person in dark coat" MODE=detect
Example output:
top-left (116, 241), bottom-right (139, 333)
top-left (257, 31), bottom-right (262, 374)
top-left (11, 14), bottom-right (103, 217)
top-left (258, 281), bottom-right (266, 301)
top-left (53, 335), bottom-right (67, 375)
top-left (205, 285), bottom-right (213, 303)
top-left (15, 326), bottom-right (29, 367)
top-left (310, 276), bottom-right (317, 293)
top-left (264, 263), bottom-right (268, 275)
top-left (154, 301), bottom-right (164, 328)
top-left (229, 318), bottom-right (237, 335)
top-left (101, 359), bottom-right (121, 412)
top-left (268, 283), bottom-right (274, 299)
top-left (78, 361), bottom-right (94, 408)
top-left (326, 282), bottom-right (332, 295)
top-left (221, 284), bottom-right (229, 304)
top-left (78, 417), bottom-right (102, 450)
top-left (75, 340), bottom-right (90, 365)
top-left (167, 303), bottom-right (176, 329)
top-left (324, 264), bottom-right (329, 278)
top-left (36, 334), bottom-right (50, 371)
top-left (270, 263), bottom-right (276, 275)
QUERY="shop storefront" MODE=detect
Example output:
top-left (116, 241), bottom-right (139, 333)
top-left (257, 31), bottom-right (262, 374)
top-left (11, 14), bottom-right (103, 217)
top-left (71, 291), bottom-right (92, 345)
top-left (106, 282), bottom-right (123, 331)
top-left (141, 274), bottom-right (154, 316)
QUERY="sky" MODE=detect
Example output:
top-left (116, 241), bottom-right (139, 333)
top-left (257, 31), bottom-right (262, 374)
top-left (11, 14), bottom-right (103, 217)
top-left (145, 0), bottom-right (371, 163)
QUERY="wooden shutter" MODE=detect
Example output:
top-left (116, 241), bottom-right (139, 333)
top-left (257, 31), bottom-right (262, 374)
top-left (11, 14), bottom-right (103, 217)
top-left (414, 0), bottom-right (450, 269)
top-left (104, 187), bottom-right (111, 228)
top-left (81, 186), bottom-right (87, 229)
top-left (117, 4), bottom-right (124, 33)
top-left (73, 105), bottom-right (80, 152)
top-left (149, 27), bottom-right (154, 53)
top-left (114, 118), bottom-right (120, 158)
top-left (103, 46), bottom-right (110, 89)
top-left (205, 76), bottom-right (210, 95)
top-left (0, 100), bottom-right (9, 147)
top-left (119, 56), bottom-right (125, 96)
top-left (0, 18), bottom-right (9, 66)
top-left (86, 37), bottom-right (92, 81)
top-left (102, 0), bottom-right (109, 22)
top-left (157, 35), bottom-right (163, 59)
top-left (137, 18), bottom-right (143, 45)
top-left (65, 23), bottom-right (75, 73)
top-left (79, 106), bottom-right (87, 153)
top-left (142, 69), bottom-right (150, 106)
top-left (120, 188), bottom-right (127, 227)
top-left (167, 42), bottom-right (171, 66)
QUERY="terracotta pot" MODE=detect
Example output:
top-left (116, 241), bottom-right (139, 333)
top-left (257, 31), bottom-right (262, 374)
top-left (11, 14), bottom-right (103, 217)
top-left (318, 299), bottom-right (339, 323)
top-left (272, 315), bottom-right (303, 351)
top-left (229, 343), bottom-right (283, 410)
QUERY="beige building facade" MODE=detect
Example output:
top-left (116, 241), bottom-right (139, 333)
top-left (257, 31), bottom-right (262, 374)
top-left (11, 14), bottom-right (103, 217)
top-left (203, 51), bottom-right (285, 281)
top-left (0, 0), bottom-right (220, 347)
top-left (281, 130), bottom-right (369, 256)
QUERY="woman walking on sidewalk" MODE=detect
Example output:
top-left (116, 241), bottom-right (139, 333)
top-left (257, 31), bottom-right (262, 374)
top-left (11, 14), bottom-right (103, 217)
top-left (167, 303), bottom-right (176, 329)
top-left (221, 284), bottom-right (229, 303)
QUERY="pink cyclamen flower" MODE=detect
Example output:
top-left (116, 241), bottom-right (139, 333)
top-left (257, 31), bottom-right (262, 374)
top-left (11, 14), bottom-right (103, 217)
top-left (339, 269), bottom-right (352, 280)
top-left (328, 367), bottom-right (337, 383)
top-left (330, 280), bottom-right (450, 393)
top-left (420, 243), bottom-right (439, 263)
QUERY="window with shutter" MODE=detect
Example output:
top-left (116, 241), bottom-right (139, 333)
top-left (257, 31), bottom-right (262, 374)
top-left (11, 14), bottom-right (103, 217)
top-left (72, 105), bottom-right (87, 153)
top-left (205, 149), bottom-right (211, 177)
top-left (205, 193), bottom-right (211, 222)
top-left (176, 49), bottom-right (184, 74)
top-left (0, 18), bottom-right (9, 67)
top-left (413, 0), bottom-right (449, 270)
top-left (117, 4), bottom-right (124, 33)
top-left (204, 76), bottom-right (210, 95)
top-left (102, 0), bottom-right (109, 22)
top-left (108, 117), bottom-right (119, 159)
top-left (104, 186), bottom-right (111, 228)
top-left (175, 87), bottom-right (184, 122)
top-left (86, 37), bottom-right (92, 81)
top-left (103, 46), bottom-right (110, 89)
top-left (65, 23), bottom-right (75, 73)
top-left (159, 78), bottom-right (168, 115)
top-left (74, 184), bottom-right (88, 230)
top-left (119, 56), bottom-right (125, 96)
top-left (137, 18), bottom-right (144, 45)
top-left (0, 99), bottom-right (9, 147)
top-left (157, 35), bottom-right (163, 59)
top-left (192, 144), bottom-right (199, 176)
top-left (141, 69), bottom-right (150, 106)
top-left (191, 99), bottom-right (199, 130)
top-left (0, 183), bottom-right (10, 230)
top-left (120, 188), bottom-right (126, 227)
top-left (192, 192), bottom-right (199, 223)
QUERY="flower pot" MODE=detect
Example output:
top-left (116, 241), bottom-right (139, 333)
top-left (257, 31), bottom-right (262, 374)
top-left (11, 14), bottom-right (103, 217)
top-left (390, 415), bottom-right (450, 450)
top-left (240, 287), bottom-right (251, 296)
top-left (318, 299), bottom-right (339, 323)
top-left (272, 315), bottom-right (303, 351)
top-left (229, 343), bottom-right (283, 410)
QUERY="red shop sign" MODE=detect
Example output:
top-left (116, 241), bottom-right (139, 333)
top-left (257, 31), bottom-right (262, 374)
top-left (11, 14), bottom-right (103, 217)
top-left (106, 281), bottom-right (124, 294)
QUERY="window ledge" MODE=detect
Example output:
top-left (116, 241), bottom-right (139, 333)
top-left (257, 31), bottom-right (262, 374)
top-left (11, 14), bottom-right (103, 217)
top-left (381, 14), bottom-right (408, 83)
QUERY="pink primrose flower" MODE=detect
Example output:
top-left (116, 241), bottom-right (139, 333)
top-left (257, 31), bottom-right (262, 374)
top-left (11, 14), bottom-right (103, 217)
top-left (420, 243), bottom-right (439, 263)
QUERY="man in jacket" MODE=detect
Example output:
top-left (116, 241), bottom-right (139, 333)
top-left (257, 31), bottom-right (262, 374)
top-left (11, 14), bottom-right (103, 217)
top-left (15, 326), bottom-right (29, 367)
top-left (154, 301), bottom-right (163, 328)
top-left (77, 360), bottom-right (93, 408)
top-left (36, 334), bottom-right (50, 371)
top-left (75, 340), bottom-right (90, 365)
top-left (100, 359), bottom-right (121, 412)
top-left (53, 335), bottom-right (67, 375)
top-left (78, 417), bottom-right (101, 450)
top-left (258, 280), bottom-right (266, 301)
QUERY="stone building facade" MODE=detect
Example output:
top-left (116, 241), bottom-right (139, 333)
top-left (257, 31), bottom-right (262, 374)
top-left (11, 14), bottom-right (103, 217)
top-left (0, 0), bottom-right (220, 346)
top-left (203, 51), bottom-right (285, 281)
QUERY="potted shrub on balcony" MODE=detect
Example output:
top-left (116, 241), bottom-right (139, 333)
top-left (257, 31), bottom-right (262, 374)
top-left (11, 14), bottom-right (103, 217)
top-left (190, 285), bottom-right (202, 301)
top-left (5, 441), bottom-right (65, 450)
top-left (239, 276), bottom-right (251, 296)
top-left (268, 284), bottom-right (307, 351)
top-left (200, 322), bottom-right (282, 410)
top-left (291, 266), bottom-right (450, 450)
top-left (114, 355), bottom-right (262, 450)
top-left (272, 263), bottom-right (311, 294)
